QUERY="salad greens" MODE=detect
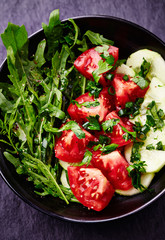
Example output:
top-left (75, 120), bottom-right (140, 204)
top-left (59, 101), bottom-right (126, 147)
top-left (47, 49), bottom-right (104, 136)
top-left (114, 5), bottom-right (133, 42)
top-left (0, 9), bottom-right (115, 203)
top-left (0, 9), bottom-right (159, 205)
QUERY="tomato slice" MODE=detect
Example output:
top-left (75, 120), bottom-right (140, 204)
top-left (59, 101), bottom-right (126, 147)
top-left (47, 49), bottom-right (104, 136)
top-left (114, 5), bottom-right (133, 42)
top-left (97, 110), bottom-right (134, 147)
top-left (91, 150), bottom-right (132, 190)
top-left (74, 46), bottom-right (119, 86)
top-left (67, 87), bottom-right (115, 124)
top-left (55, 123), bottom-right (98, 163)
top-left (112, 73), bottom-right (149, 111)
top-left (68, 166), bottom-right (115, 211)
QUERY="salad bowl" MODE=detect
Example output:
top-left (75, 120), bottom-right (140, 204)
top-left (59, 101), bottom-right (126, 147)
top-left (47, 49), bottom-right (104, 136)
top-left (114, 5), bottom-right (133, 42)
top-left (0, 15), bottom-right (165, 222)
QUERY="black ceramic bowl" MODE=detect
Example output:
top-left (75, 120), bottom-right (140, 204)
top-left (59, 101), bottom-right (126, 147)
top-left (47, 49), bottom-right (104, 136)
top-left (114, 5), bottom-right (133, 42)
top-left (1, 16), bottom-right (165, 223)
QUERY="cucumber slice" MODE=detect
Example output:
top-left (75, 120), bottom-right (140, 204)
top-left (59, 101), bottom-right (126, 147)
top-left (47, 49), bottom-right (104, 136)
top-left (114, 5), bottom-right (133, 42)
top-left (60, 169), bottom-right (70, 188)
top-left (130, 77), bottom-right (165, 125)
top-left (59, 159), bottom-right (73, 170)
top-left (143, 127), bottom-right (165, 148)
top-left (140, 149), bottom-right (165, 173)
top-left (115, 173), bottom-right (155, 196)
top-left (116, 64), bottom-right (135, 77)
top-left (126, 49), bottom-right (165, 84)
top-left (124, 143), bottom-right (133, 163)
top-left (124, 142), bottom-right (165, 173)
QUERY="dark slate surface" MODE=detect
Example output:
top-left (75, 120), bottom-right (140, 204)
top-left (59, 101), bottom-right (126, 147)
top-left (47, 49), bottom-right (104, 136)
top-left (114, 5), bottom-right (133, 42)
top-left (0, 0), bottom-right (165, 239)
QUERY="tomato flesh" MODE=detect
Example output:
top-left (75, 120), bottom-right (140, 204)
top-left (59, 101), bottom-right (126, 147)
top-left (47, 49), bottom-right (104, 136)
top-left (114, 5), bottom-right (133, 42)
top-left (97, 110), bottom-right (134, 147)
top-left (91, 150), bottom-right (132, 190)
top-left (68, 166), bottom-right (115, 211)
top-left (67, 87), bottom-right (115, 124)
top-left (74, 46), bottom-right (119, 86)
top-left (112, 73), bottom-right (149, 111)
top-left (55, 123), bottom-right (98, 163)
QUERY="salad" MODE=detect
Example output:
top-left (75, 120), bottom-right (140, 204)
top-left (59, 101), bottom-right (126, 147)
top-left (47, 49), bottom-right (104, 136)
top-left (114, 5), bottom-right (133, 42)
top-left (1, 9), bottom-right (165, 212)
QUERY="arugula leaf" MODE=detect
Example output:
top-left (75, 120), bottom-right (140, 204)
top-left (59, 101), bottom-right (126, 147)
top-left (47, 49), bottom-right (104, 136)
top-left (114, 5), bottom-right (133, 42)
top-left (40, 103), bottom-right (65, 119)
top-left (1, 23), bottom-right (28, 56)
top-left (102, 118), bottom-right (120, 133)
top-left (82, 115), bottom-right (100, 131)
top-left (44, 120), bottom-right (85, 139)
top-left (4, 152), bottom-right (21, 168)
top-left (84, 30), bottom-right (114, 45)
top-left (0, 89), bottom-right (13, 112)
top-left (68, 19), bottom-right (79, 49)
top-left (42, 9), bottom-right (63, 60)
top-left (34, 39), bottom-right (46, 67)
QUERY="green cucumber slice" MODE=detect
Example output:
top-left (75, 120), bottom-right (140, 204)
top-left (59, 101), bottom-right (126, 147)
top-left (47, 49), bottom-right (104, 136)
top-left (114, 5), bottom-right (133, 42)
top-left (116, 64), bottom-right (135, 77)
top-left (60, 169), bottom-right (70, 188)
top-left (126, 49), bottom-right (165, 84)
top-left (115, 173), bottom-right (154, 196)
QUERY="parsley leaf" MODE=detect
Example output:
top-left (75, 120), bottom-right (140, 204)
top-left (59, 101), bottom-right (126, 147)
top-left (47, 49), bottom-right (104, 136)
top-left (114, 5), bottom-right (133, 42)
top-left (72, 99), bottom-right (100, 108)
top-left (82, 115), bottom-right (101, 131)
top-left (131, 141), bottom-right (144, 163)
top-left (102, 118), bottom-right (120, 132)
top-left (139, 58), bottom-right (151, 78)
top-left (77, 150), bottom-right (93, 167)
top-left (132, 75), bottom-right (149, 90)
top-left (92, 59), bottom-right (112, 83)
top-left (120, 125), bottom-right (136, 140)
top-left (146, 101), bottom-right (164, 129)
top-left (146, 144), bottom-right (155, 150)
top-left (133, 122), bottom-right (150, 140)
top-left (156, 141), bottom-right (165, 150)
top-left (95, 44), bottom-right (109, 53)
top-left (127, 161), bottom-right (147, 191)
top-left (118, 98), bottom-right (144, 119)
top-left (100, 54), bottom-right (115, 65)
top-left (110, 59), bottom-right (126, 71)
top-left (86, 81), bottom-right (102, 98)
top-left (87, 135), bottom-right (110, 148)
top-left (132, 58), bottom-right (150, 89)
top-left (100, 143), bottom-right (119, 154)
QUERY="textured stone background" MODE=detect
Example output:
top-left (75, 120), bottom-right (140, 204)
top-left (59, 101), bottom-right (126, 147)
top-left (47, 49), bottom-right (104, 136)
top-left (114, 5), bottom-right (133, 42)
top-left (0, 0), bottom-right (165, 239)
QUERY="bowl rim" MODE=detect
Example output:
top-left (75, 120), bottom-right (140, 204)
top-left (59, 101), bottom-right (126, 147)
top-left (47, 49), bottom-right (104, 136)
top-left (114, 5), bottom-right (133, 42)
top-left (1, 14), bottom-right (165, 223)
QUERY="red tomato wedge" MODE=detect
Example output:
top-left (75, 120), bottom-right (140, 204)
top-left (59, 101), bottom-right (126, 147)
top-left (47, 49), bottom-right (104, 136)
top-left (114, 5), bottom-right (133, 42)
top-left (74, 46), bottom-right (119, 86)
top-left (68, 166), bottom-right (115, 211)
top-left (55, 123), bottom-right (98, 163)
top-left (112, 73), bottom-right (149, 111)
top-left (91, 150), bottom-right (132, 190)
top-left (67, 87), bottom-right (115, 124)
top-left (102, 110), bottom-right (134, 147)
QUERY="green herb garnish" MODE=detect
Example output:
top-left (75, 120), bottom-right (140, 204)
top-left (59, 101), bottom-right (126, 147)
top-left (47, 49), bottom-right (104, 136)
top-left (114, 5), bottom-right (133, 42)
top-left (77, 150), bottom-right (93, 167)
top-left (72, 99), bottom-right (100, 108)
top-left (102, 118), bottom-right (120, 132)
top-left (82, 115), bottom-right (100, 131)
